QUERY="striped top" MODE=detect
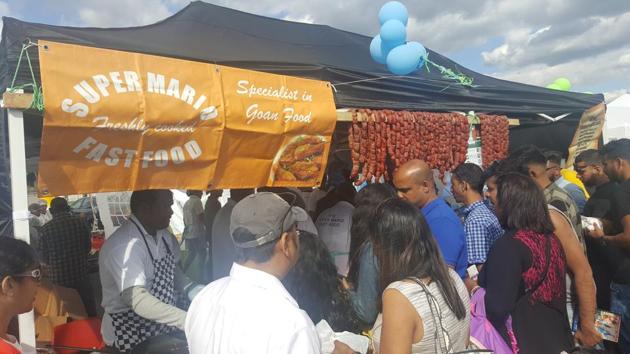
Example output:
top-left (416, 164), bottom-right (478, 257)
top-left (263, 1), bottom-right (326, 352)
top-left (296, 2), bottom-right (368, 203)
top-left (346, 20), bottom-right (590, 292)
top-left (372, 269), bottom-right (470, 354)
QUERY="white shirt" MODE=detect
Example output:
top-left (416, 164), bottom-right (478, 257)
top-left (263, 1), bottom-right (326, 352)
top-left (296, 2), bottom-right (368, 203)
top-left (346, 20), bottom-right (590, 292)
top-left (315, 201), bottom-right (354, 276)
top-left (98, 215), bottom-right (181, 345)
top-left (186, 263), bottom-right (320, 354)
top-left (183, 195), bottom-right (205, 239)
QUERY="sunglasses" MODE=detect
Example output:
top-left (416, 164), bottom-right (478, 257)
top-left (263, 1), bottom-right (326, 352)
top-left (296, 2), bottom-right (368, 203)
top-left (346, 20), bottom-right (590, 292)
top-left (15, 269), bottom-right (42, 282)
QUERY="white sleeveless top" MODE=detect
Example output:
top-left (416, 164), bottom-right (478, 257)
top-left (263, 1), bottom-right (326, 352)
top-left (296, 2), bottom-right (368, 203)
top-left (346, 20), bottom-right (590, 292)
top-left (372, 269), bottom-right (470, 354)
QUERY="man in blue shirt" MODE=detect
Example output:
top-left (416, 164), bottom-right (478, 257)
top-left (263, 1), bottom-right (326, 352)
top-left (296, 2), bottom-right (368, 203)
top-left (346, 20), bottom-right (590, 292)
top-left (451, 163), bottom-right (504, 269)
top-left (393, 159), bottom-right (468, 278)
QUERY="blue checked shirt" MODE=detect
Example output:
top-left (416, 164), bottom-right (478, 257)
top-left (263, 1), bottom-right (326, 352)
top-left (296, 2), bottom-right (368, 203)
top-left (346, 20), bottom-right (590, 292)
top-left (462, 201), bottom-right (504, 265)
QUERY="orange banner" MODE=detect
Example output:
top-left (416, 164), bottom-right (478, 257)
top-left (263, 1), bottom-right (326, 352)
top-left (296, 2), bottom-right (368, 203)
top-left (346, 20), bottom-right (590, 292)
top-left (38, 41), bottom-right (336, 195)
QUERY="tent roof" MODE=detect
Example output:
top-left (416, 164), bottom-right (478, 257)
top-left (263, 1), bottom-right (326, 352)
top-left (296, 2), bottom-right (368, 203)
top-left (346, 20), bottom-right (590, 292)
top-left (1, 1), bottom-right (602, 123)
top-left (607, 94), bottom-right (630, 108)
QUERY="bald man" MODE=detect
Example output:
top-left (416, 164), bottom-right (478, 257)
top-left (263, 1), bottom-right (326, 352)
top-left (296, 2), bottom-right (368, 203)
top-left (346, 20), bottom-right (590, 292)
top-left (394, 160), bottom-right (468, 278)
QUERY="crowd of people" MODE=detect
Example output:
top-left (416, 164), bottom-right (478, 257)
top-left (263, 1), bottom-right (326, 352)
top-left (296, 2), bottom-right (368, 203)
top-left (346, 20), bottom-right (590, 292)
top-left (1, 138), bottom-right (630, 354)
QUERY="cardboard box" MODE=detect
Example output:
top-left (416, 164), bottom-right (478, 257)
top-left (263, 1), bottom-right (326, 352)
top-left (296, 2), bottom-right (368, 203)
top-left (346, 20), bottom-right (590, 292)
top-left (34, 280), bottom-right (87, 319)
top-left (34, 281), bottom-right (88, 343)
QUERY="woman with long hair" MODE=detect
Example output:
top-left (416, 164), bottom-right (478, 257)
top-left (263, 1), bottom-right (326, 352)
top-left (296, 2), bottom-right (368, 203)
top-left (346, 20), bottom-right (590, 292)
top-left (0, 237), bottom-right (40, 354)
top-left (344, 183), bottom-right (397, 325)
top-left (283, 231), bottom-right (362, 333)
top-left (370, 198), bottom-right (470, 354)
top-left (479, 173), bottom-right (573, 354)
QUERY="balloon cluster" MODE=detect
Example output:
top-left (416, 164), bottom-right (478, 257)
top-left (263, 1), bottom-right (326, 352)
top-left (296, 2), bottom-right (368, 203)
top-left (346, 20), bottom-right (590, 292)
top-left (546, 77), bottom-right (572, 91)
top-left (369, 1), bottom-right (427, 75)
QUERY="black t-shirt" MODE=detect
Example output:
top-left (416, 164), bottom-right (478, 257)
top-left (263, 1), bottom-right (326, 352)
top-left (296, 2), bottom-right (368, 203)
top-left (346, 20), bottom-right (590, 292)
top-left (613, 180), bottom-right (630, 221)
top-left (608, 180), bottom-right (630, 284)
top-left (583, 182), bottom-right (624, 304)
top-left (583, 181), bottom-right (619, 223)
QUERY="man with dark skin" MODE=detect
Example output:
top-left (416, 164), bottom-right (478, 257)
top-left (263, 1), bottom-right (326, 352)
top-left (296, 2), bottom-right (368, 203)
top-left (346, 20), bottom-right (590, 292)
top-left (590, 139), bottom-right (630, 249)
top-left (41, 197), bottom-right (96, 316)
top-left (545, 151), bottom-right (587, 212)
top-left (575, 149), bottom-right (613, 196)
top-left (588, 139), bottom-right (630, 352)
top-left (99, 190), bottom-right (201, 352)
top-left (393, 160), bottom-right (468, 278)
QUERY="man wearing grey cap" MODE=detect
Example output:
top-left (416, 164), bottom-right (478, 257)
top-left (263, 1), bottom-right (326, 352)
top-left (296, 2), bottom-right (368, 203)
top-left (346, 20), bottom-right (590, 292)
top-left (185, 192), bottom-right (353, 354)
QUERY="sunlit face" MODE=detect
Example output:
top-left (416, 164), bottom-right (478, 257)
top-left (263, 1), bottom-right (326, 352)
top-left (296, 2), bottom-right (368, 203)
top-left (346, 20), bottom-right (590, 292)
top-left (150, 191), bottom-right (174, 230)
top-left (484, 176), bottom-right (498, 208)
top-left (394, 173), bottom-right (426, 208)
top-left (545, 162), bottom-right (562, 182)
top-left (603, 156), bottom-right (623, 182)
top-left (574, 161), bottom-right (597, 187)
top-left (451, 175), bottom-right (466, 203)
top-left (2, 268), bottom-right (40, 315)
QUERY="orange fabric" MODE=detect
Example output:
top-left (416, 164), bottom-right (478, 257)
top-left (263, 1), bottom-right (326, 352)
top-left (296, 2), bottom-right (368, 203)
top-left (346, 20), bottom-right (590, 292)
top-left (38, 40), bottom-right (336, 195)
top-left (53, 318), bottom-right (104, 354)
top-left (0, 338), bottom-right (21, 354)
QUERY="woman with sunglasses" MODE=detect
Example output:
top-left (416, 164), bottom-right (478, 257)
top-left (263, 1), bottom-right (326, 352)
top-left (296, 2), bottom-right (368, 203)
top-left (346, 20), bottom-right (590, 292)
top-left (0, 237), bottom-right (40, 354)
top-left (370, 198), bottom-right (470, 354)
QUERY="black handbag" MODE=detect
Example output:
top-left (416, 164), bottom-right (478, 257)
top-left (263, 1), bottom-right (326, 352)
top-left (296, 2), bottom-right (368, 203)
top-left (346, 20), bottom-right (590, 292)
top-left (510, 235), bottom-right (574, 354)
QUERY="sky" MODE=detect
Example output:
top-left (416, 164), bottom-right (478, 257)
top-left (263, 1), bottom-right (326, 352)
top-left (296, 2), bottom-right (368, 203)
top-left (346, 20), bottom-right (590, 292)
top-left (1, 0), bottom-right (629, 101)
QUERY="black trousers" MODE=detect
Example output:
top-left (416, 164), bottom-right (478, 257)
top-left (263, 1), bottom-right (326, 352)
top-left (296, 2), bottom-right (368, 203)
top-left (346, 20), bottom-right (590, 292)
top-left (64, 277), bottom-right (98, 317)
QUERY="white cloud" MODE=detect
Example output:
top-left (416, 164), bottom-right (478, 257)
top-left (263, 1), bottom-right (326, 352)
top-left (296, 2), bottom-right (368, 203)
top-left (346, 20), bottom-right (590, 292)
top-left (75, 0), bottom-right (173, 27)
top-left (0, 1), bottom-right (10, 34)
top-left (483, 12), bottom-right (630, 69)
top-left (284, 14), bottom-right (314, 24)
top-left (604, 89), bottom-right (628, 103)
top-left (166, 0), bottom-right (191, 6)
top-left (490, 47), bottom-right (630, 90)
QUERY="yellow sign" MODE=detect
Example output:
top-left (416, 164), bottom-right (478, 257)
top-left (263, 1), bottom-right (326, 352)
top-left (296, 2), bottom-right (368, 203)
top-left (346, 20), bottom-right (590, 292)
top-left (38, 41), bottom-right (336, 195)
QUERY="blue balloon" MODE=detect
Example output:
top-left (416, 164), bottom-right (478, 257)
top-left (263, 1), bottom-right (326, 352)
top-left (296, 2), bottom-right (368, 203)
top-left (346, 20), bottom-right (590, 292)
top-left (379, 1), bottom-right (408, 26)
top-left (407, 41), bottom-right (427, 67)
top-left (386, 43), bottom-right (424, 75)
top-left (369, 35), bottom-right (394, 64)
top-left (380, 19), bottom-right (406, 47)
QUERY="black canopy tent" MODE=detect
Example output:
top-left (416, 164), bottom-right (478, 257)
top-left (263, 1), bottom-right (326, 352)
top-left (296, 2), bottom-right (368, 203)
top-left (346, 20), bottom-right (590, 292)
top-left (1, 1), bottom-right (602, 116)
top-left (0, 1), bottom-right (604, 233)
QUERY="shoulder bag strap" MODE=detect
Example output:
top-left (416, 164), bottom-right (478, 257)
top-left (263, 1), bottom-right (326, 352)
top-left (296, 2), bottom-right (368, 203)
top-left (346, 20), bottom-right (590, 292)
top-left (407, 278), bottom-right (493, 354)
top-left (408, 277), bottom-right (451, 353)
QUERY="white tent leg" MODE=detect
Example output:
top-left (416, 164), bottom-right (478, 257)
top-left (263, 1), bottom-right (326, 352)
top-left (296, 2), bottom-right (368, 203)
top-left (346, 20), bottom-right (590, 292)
top-left (7, 108), bottom-right (37, 354)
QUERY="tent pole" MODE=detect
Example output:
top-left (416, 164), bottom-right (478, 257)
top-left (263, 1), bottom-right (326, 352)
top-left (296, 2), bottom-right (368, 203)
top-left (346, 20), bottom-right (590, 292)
top-left (7, 108), bottom-right (37, 354)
